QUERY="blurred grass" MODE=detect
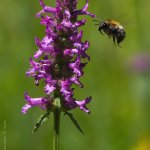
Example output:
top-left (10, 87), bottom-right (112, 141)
top-left (1, 0), bottom-right (150, 150)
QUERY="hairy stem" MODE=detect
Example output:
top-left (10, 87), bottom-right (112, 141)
top-left (53, 98), bottom-right (61, 150)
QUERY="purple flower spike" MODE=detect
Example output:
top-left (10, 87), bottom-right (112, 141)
top-left (22, 0), bottom-right (93, 114)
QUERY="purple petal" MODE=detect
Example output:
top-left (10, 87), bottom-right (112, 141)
top-left (70, 76), bottom-right (83, 87)
top-left (35, 36), bottom-right (54, 53)
top-left (36, 0), bottom-right (57, 17)
top-left (73, 19), bottom-right (86, 28)
top-left (75, 96), bottom-right (92, 113)
top-left (74, 1), bottom-right (95, 17)
top-left (22, 104), bottom-right (32, 114)
top-left (26, 58), bottom-right (40, 76)
top-left (22, 92), bottom-right (49, 113)
top-left (24, 92), bottom-right (47, 106)
top-left (34, 50), bottom-right (43, 58)
top-left (69, 57), bottom-right (86, 77)
top-left (44, 84), bottom-right (56, 94)
top-left (60, 80), bottom-right (72, 97)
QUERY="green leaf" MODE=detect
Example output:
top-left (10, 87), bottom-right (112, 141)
top-left (65, 111), bottom-right (84, 134)
top-left (32, 111), bottom-right (50, 133)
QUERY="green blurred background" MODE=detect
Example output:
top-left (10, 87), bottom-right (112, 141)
top-left (1, 0), bottom-right (150, 149)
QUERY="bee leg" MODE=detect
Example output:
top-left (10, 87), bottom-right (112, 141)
top-left (113, 36), bottom-right (116, 46)
top-left (117, 39), bottom-right (122, 48)
top-left (98, 27), bottom-right (104, 35)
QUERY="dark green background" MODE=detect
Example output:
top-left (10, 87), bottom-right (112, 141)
top-left (1, 0), bottom-right (150, 149)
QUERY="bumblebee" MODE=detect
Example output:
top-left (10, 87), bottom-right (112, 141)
top-left (96, 19), bottom-right (126, 47)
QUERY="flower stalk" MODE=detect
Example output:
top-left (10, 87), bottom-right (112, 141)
top-left (53, 98), bottom-right (61, 150)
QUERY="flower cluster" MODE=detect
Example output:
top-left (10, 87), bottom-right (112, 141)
top-left (22, 0), bottom-right (94, 114)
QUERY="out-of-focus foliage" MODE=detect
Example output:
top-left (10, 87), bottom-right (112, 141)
top-left (1, 0), bottom-right (150, 150)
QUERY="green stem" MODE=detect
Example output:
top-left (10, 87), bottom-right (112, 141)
top-left (53, 99), bottom-right (61, 150)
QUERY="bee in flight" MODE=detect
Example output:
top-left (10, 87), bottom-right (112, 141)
top-left (94, 19), bottom-right (126, 47)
